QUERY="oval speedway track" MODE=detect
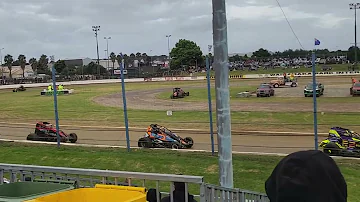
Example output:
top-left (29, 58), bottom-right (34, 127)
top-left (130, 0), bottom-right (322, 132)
top-left (1, 76), bottom-right (358, 155)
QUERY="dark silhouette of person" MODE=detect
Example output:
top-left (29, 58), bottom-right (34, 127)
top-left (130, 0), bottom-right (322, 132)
top-left (147, 188), bottom-right (162, 202)
top-left (265, 150), bottom-right (347, 202)
top-left (161, 182), bottom-right (197, 202)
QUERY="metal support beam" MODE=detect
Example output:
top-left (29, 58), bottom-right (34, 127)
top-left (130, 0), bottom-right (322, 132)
top-left (212, 0), bottom-right (233, 188)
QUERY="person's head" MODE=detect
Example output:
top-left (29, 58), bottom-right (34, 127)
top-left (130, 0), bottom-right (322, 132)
top-left (265, 150), bottom-right (347, 202)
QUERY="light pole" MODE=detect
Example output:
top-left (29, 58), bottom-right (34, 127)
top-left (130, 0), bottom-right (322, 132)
top-left (0, 48), bottom-right (4, 65)
top-left (104, 37), bottom-right (111, 70)
top-left (350, 3), bottom-right (360, 68)
top-left (150, 50), bottom-right (154, 73)
top-left (166, 35), bottom-right (171, 60)
top-left (212, 0), bottom-right (233, 188)
top-left (92, 25), bottom-right (100, 76)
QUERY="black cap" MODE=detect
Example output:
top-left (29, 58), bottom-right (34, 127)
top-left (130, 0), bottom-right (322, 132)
top-left (265, 150), bottom-right (347, 202)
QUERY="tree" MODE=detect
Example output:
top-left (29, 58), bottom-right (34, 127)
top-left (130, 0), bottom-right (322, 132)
top-left (116, 54), bottom-right (122, 68)
top-left (53, 60), bottom-right (66, 74)
top-left (37, 54), bottom-right (49, 74)
top-left (4, 54), bottom-right (13, 78)
top-left (252, 48), bottom-right (271, 58)
top-left (109, 52), bottom-right (116, 75)
top-left (142, 53), bottom-right (147, 57)
top-left (169, 39), bottom-right (203, 70)
top-left (18, 54), bottom-right (26, 77)
top-left (348, 46), bottom-right (360, 62)
top-left (136, 52), bottom-right (141, 57)
top-left (29, 58), bottom-right (38, 75)
top-left (130, 53), bottom-right (135, 57)
top-left (83, 62), bottom-right (107, 76)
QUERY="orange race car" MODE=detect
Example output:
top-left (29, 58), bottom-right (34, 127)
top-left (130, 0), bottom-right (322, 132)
top-left (138, 124), bottom-right (194, 149)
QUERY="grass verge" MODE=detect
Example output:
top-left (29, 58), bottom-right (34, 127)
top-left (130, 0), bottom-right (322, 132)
top-left (0, 142), bottom-right (358, 202)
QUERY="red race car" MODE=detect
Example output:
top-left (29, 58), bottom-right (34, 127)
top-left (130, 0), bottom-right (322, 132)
top-left (26, 122), bottom-right (78, 143)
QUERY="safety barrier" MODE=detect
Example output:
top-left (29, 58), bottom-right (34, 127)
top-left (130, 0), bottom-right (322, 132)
top-left (1, 70), bottom-right (358, 90)
top-left (0, 163), bottom-right (269, 202)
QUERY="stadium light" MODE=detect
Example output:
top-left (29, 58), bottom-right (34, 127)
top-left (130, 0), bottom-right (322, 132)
top-left (349, 3), bottom-right (360, 68)
top-left (92, 25), bottom-right (101, 75)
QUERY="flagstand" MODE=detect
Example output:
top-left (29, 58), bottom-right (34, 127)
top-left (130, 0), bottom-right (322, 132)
top-left (312, 38), bottom-right (320, 150)
top-left (311, 51), bottom-right (318, 150)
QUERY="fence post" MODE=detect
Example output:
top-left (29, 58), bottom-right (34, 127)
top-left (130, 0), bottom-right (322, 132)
top-left (50, 55), bottom-right (61, 148)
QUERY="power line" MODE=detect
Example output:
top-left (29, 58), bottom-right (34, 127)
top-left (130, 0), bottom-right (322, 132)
top-left (274, 0), bottom-right (305, 49)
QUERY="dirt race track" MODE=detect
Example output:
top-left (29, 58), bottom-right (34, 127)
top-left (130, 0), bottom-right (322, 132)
top-left (0, 124), bottom-right (315, 154)
top-left (2, 76), bottom-right (358, 154)
top-left (93, 76), bottom-right (360, 112)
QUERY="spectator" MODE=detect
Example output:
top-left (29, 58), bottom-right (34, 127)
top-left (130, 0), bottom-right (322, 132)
top-left (161, 182), bottom-right (197, 202)
top-left (265, 150), bottom-right (347, 202)
top-left (147, 188), bottom-right (162, 202)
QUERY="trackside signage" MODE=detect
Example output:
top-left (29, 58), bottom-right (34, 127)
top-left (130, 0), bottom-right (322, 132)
top-left (0, 71), bottom-right (357, 90)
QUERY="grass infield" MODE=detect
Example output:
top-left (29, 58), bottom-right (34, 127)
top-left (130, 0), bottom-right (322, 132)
top-left (0, 142), bottom-right (358, 202)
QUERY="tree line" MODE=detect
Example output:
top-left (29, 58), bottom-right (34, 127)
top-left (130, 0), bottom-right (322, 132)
top-left (2, 38), bottom-right (358, 78)
top-left (1, 54), bottom-right (52, 79)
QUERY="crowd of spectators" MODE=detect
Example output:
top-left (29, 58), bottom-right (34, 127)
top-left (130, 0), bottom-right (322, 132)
top-left (228, 56), bottom-right (349, 71)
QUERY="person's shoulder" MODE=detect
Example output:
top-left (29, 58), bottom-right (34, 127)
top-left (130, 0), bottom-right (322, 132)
top-left (160, 196), bottom-right (170, 202)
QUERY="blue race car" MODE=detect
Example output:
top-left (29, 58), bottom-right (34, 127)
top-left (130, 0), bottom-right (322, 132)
top-left (138, 124), bottom-right (194, 149)
top-left (319, 127), bottom-right (360, 157)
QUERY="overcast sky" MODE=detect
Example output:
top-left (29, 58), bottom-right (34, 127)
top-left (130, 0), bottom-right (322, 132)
top-left (0, 0), bottom-right (356, 60)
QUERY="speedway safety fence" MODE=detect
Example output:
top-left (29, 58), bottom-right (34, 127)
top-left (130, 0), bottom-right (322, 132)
top-left (0, 70), bottom-right (359, 89)
top-left (0, 163), bottom-right (269, 202)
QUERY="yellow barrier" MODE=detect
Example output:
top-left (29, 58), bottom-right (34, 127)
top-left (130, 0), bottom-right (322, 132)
top-left (25, 185), bottom-right (147, 202)
top-left (205, 75), bottom-right (242, 79)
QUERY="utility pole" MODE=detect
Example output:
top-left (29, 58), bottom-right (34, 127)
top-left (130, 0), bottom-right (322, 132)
top-left (166, 35), bottom-right (171, 60)
top-left (150, 50), bottom-right (154, 73)
top-left (104, 37), bottom-right (111, 71)
top-left (212, 0), bottom-right (234, 188)
top-left (0, 48), bottom-right (4, 84)
top-left (350, 3), bottom-right (360, 69)
top-left (92, 25), bottom-right (100, 76)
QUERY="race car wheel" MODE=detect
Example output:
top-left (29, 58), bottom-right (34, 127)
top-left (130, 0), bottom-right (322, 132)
top-left (138, 137), bottom-right (152, 148)
top-left (69, 133), bottom-right (78, 143)
top-left (184, 137), bottom-right (194, 149)
top-left (186, 92), bottom-right (190, 96)
top-left (171, 143), bottom-right (179, 149)
top-left (274, 84), bottom-right (279, 88)
top-left (323, 143), bottom-right (340, 156)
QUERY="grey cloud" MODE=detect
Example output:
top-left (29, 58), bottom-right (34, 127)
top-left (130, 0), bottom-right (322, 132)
top-left (0, 0), bottom-right (355, 60)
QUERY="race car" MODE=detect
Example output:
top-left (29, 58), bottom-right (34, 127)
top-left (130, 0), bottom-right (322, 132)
top-left (13, 85), bottom-right (26, 92)
top-left (319, 126), bottom-right (360, 157)
top-left (138, 124), bottom-right (194, 149)
top-left (26, 122), bottom-right (78, 143)
top-left (170, 88), bottom-right (189, 99)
